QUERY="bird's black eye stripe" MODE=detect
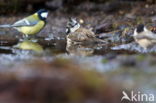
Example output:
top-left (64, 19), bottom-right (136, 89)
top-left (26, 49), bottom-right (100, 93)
top-left (73, 22), bottom-right (78, 26)
top-left (68, 21), bottom-right (78, 27)
top-left (71, 22), bottom-right (78, 27)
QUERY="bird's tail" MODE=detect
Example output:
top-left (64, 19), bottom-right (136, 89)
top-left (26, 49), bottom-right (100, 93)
top-left (0, 24), bottom-right (12, 28)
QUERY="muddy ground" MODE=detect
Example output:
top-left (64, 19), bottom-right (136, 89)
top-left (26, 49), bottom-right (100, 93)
top-left (0, 0), bottom-right (156, 103)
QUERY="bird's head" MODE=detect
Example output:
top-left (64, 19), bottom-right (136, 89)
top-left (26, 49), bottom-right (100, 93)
top-left (66, 18), bottom-right (80, 34)
top-left (134, 24), bottom-right (147, 36)
top-left (37, 9), bottom-right (48, 21)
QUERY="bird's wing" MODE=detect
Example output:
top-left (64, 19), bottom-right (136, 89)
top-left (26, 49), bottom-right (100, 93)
top-left (12, 16), bottom-right (39, 27)
top-left (67, 31), bottom-right (88, 42)
top-left (79, 28), bottom-right (96, 38)
top-left (67, 28), bottom-right (105, 43)
top-left (81, 28), bottom-right (106, 43)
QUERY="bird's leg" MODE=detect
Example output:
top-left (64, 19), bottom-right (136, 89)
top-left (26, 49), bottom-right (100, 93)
top-left (19, 34), bottom-right (27, 41)
top-left (23, 34), bottom-right (28, 39)
top-left (21, 34), bottom-right (29, 41)
top-left (30, 35), bottom-right (38, 42)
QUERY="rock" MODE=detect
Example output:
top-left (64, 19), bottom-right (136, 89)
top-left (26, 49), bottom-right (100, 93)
top-left (0, 35), bottom-right (18, 46)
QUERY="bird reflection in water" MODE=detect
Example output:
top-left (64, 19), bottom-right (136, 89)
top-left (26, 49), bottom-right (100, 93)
top-left (16, 40), bottom-right (43, 53)
top-left (66, 43), bottom-right (96, 56)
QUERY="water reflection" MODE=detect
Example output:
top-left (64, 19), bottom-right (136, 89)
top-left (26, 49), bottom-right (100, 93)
top-left (66, 43), bottom-right (94, 56)
top-left (16, 40), bottom-right (43, 53)
top-left (66, 43), bottom-right (110, 56)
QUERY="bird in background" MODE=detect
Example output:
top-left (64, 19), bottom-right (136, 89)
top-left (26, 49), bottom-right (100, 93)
top-left (0, 9), bottom-right (48, 38)
top-left (66, 18), bottom-right (107, 44)
top-left (133, 24), bottom-right (156, 49)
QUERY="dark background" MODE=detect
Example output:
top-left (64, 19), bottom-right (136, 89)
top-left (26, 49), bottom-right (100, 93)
top-left (0, 0), bottom-right (155, 14)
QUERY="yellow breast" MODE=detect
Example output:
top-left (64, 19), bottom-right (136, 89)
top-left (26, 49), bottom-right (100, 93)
top-left (17, 21), bottom-right (45, 35)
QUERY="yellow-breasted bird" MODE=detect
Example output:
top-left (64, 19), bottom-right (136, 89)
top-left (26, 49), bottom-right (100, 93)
top-left (0, 9), bottom-right (48, 37)
top-left (133, 24), bottom-right (156, 49)
top-left (66, 18), bottom-right (106, 44)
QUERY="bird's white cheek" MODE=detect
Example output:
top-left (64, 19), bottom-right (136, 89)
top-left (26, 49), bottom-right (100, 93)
top-left (41, 12), bottom-right (48, 18)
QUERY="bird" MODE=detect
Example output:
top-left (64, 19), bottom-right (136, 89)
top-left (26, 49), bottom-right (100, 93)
top-left (0, 9), bottom-right (48, 38)
top-left (133, 24), bottom-right (156, 49)
top-left (66, 18), bottom-right (106, 44)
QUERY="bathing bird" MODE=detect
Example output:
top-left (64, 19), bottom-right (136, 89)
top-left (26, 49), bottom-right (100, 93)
top-left (133, 24), bottom-right (156, 49)
top-left (66, 18), bottom-right (106, 44)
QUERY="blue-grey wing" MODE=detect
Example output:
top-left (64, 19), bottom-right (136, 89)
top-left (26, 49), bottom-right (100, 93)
top-left (12, 18), bottom-right (38, 27)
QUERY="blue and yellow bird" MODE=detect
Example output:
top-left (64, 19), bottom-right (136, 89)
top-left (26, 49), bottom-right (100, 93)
top-left (0, 9), bottom-right (48, 37)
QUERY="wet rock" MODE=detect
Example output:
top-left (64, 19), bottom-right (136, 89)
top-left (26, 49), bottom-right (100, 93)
top-left (0, 35), bottom-right (18, 46)
top-left (111, 42), bottom-right (156, 53)
top-left (98, 29), bottom-right (134, 45)
top-left (37, 37), bottom-right (56, 47)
